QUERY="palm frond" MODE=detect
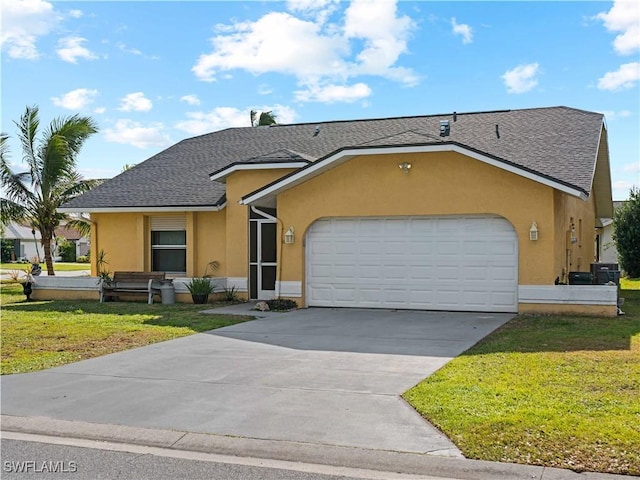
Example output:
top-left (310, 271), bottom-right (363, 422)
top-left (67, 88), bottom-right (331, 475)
top-left (0, 153), bottom-right (34, 205)
top-left (58, 177), bottom-right (100, 202)
top-left (258, 111), bottom-right (277, 126)
top-left (1, 199), bottom-right (28, 226)
top-left (65, 217), bottom-right (92, 237)
top-left (15, 106), bottom-right (40, 178)
top-left (0, 132), bottom-right (9, 160)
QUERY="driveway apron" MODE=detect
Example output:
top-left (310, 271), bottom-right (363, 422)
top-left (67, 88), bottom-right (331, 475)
top-left (1, 308), bottom-right (513, 455)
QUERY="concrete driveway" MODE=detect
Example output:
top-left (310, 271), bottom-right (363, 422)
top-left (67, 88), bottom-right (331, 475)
top-left (1, 307), bottom-right (513, 456)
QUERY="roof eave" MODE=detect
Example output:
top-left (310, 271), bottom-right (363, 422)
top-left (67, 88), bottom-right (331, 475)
top-left (58, 203), bottom-right (226, 214)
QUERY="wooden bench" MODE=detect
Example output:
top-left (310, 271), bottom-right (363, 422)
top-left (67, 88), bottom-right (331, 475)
top-left (100, 271), bottom-right (166, 304)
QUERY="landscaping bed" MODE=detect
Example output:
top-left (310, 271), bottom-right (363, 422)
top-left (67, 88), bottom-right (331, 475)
top-left (404, 281), bottom-right (640, 475)
top-left (0, 283), bottom-right (251, 374)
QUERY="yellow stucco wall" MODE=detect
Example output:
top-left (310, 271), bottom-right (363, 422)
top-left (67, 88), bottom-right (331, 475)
top-left (31, 290), bottom-right (99, 301)
top-left (552, 190), bottom-right (597, 283)
top-left (192, 210), bottom-right (227, 276)
top-left (91, 213), bottom-right (142, 274)
top-left (224, 169), bottom-right (296, 279)
top-left (276, 151), bottom-right (563, 292)
top-left (91, 210), bottom-right (226, 277)
top-left (519, 303), bottom-right (616, 317)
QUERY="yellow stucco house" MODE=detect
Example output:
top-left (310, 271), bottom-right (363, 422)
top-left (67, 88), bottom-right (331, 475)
top-left (57, 106), bottom-right (616, 315)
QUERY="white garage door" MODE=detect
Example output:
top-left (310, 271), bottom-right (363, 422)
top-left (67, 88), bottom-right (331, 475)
top-left (306, 216), bottom-right (518, 312)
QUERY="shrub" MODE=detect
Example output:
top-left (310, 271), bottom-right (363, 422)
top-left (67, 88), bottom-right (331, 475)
top-left (266, 298), bottom-right (298, 311)
top-left (222, 286), bottom-right (239, 302)
top-left (1, 239), bottom-right (15, 262)
top-left (614, 187), bottom-right (640, 278)
top-left (76, 255), bottom-right (90, 263)
top-left (56, 237), bottom-right (76, 262)
top-left (186, 277), bottom-right (214, 295)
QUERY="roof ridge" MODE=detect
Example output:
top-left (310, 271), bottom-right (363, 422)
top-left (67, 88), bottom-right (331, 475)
top-left (357, 128), bottom-right (444, 146)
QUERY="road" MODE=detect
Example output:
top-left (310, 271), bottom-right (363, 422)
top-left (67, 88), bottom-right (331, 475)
top-left (1, 433), bottom-right (448, 480)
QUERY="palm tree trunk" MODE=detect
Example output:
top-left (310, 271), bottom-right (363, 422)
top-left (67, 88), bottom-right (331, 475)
top-left (42, 236), bottom-right (55, 275)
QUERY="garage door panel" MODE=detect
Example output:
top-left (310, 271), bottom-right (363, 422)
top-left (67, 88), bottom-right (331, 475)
top-left (306, 216), bottom-right (517, 312)
top-left (491, 265), bottom-right (517, 281)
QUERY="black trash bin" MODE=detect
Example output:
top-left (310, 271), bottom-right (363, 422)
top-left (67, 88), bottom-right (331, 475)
top-left (568, 271), bottom-right (593, 285)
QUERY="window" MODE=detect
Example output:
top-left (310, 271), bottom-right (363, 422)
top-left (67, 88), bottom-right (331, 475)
top-left (151, 230), bottom-right (186, 274)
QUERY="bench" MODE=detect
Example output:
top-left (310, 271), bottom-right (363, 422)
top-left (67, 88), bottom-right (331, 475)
top-left (100, 271), bottom-right (166, 304)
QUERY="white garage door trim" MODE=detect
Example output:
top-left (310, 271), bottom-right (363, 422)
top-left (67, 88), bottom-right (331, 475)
top-left (305, 215), bottom-right (518, 313)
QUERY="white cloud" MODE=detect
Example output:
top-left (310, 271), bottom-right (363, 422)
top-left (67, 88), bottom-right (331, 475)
top-left (68, 9), bottom-right (83, 19)
top-left (56, 36), bottom-right (97, 63)
top-left (180, 94), bottom-right (201, 106)
top-left (451, 17), bottom-right (473, 44)
top-left (597, 62), bottom-right (640, 90)
top-left (622, 162), bottom-right (640, 172)
top-left (103, 119), bottom-right (170, 149)
top-left (192, 0), bottom-right (417, 103)
top-left (599, 109), bottom-right (632, 120)
top-left (175, 104), bottom-right (297, 136)
top-left (613, 180), bottom-right (637, 191)
top-left (51, 88), bottom-right (98, 110)
top-left (175, 107), bottom-right (250, 136)
top-left (343, 0), bottom-right (417, 83)
top-left (192, 12), bottom-right (346, 82)
top-left (116, 42), bottom-right (142, 55)
top-left (295, 82), bottom-right (371, 103)
top-left (596, 0), bottom-right (640, 55)
top-left (118, 92), bottom-right (153, 112)
top-left (502, 63), bottom-right (540, 94)
top-left (0, 0), bottom-right (61, 59)
top-left (286, 0), bottom-right (339, 23)
top-left (94, 107), bottom-right (106, 114)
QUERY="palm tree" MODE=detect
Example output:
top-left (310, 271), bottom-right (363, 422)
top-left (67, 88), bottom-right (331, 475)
top-left (0, 106), bottom-right (99, 275)
top-left (250, 109), bottom-right (277, 127)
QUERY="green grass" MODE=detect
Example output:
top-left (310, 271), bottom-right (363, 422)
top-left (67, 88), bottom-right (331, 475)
top-left (621, 277), bottom-right (640, 290)
top-left (1, 262), bottom-right (90, 273)
top-left (404, 288), bottom-right (640, 476)
top-left (0, 283), bottom-right (251, 375)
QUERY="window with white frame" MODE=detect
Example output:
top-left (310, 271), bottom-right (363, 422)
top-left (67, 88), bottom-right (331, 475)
top-left (151, 216), bottom-right (186, 275)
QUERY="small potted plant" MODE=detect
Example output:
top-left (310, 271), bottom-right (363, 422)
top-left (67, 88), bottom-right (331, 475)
top-left (186, 277), bottom-right (214, 304)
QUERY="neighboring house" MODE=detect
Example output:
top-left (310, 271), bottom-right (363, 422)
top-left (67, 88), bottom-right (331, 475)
top-left (1, 222), bottom-right (90, 262)
top-left (59, 106), bottom-right (615, 315)
top-left (1, 223), bottom-right (42, 262)
top-left (55, 225), bottom-right (90, 258)
top-left (597, 201), bottom-right (626, 266)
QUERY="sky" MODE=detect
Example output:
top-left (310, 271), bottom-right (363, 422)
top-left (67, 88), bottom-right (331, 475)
top-left (1, 0), bottom-right (639, 201)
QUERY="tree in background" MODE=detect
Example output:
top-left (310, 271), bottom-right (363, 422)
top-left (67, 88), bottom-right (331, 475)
top-left (613, 187), bottom-right (640, 278)
top-left (56, 237), bottom-right (76, 262)
top-left (250, 109), bottom-right (277, 127)
top-left (0, 106), bottom-right (99, 275)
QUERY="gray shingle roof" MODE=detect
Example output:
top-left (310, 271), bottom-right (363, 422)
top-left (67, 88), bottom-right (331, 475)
top-left (62, 106), bottom-right (604, 210)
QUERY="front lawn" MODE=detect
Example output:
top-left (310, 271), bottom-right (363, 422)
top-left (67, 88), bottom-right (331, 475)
top-left (1, 262), bottom-right (90, 273)
top-left (404, 287), bottom-right (640, 476)
top-left (0, 283), bottom-right (251, 375)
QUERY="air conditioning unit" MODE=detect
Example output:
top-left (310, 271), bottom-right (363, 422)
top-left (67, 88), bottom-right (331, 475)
top-left (591, 263), bottom-right (620, 285)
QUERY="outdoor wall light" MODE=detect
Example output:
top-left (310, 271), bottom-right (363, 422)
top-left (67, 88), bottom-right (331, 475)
top-left (529, 221), bottom-right (538, 241)
top-left (570, 223), bottom-right (577, 244)
top-left (398, 162), bottom-right (412, 173)
top-left (284, 226), bottom-right (295, 244)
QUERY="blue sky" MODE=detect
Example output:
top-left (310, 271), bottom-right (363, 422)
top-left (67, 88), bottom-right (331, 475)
top-left (2, 0), bottom-right (639, 200)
